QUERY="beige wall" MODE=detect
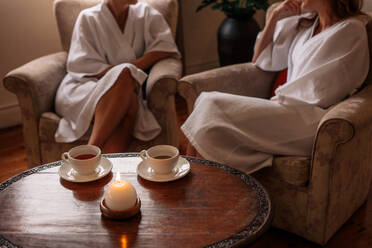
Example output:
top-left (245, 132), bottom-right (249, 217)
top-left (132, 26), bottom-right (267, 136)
top-left (0, 0), bottom-right (62, 128)
top-left (363, 0), bottom-right (372, 11)
top-left (179, 0), bottom-right (223, 74)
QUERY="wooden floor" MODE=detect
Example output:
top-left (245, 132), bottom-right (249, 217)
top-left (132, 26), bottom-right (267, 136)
top-left (0, 95), bottom-right (371, 247)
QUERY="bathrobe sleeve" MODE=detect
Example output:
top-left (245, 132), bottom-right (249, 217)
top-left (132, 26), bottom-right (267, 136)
top-left (143, 5), bottom-right (181, 58)
top-left (276, 19), bottom-right (370, 108)
top-left (66, 12), bottom-right (111, 80)
top-left (254, 15), bottom-right (300, 71)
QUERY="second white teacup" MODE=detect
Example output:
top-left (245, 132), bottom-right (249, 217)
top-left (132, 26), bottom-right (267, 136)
top-left (140, 145), bottom-right (179, 175)
top-left (62, 145), bottom-right (101, 175)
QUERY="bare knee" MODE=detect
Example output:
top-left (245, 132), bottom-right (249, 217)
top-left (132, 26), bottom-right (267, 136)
top-left (119, 67), bottom-right (131, 79)
top-left (116, 68), bottom-right (138, 93)
top-left (117, 69), bottom-right (133, 88)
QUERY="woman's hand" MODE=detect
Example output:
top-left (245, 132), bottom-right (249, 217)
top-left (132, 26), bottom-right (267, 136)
top-left (272, 0), bottom-right (302, 21)
top-left (131, 51), bottom-right (174, 71)
top-left (252, 0), bottom-right (302, 63)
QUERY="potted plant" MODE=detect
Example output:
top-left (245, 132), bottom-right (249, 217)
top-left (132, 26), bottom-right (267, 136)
top-left (197, 0), bottom-right (269, 66)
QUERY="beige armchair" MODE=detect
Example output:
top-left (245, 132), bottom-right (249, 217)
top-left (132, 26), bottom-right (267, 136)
top-left (3, 0), bottom-right (182, 168)
top-left (178, 10), bottom-right (372, 246)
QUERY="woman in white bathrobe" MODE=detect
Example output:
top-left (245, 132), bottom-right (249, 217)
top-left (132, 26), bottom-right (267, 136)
top-left (55, 0), bottom-right (180, 152)
top-left (182, 0), bottom-right (369, 174)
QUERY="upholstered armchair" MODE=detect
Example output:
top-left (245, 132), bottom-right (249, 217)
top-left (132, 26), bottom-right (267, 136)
top-left (3, 0), bottom-right (182, 168)
top-left (178, 7), bottom-right (372, 246)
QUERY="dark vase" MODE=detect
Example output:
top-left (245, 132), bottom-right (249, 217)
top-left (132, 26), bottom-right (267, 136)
top-left (217, 16), bottom-right (260, 66)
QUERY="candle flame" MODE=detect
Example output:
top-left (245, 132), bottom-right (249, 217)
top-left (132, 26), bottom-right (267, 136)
top-left (120, 235), bottom-right (128, 248)
top-left (116, 171), bottom-right (121, 181)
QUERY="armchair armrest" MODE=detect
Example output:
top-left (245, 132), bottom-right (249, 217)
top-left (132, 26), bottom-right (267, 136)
top-left (306, 85), bottom-right (372, 243)
top-left (4, 52), bottom-right (67, 115)
top-left (146, 57), bottom-right (182, 146)
top-left (146, 57), bottom-right (182, 96)
top-left (178, 63), bottom-right (276, 113)
top-left (3, 51), bottom-right (67, 167)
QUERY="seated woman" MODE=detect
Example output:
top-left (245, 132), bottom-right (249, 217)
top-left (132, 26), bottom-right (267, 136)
top-left (55, 0), bottom-right (180, 152)
top-left (182, 0), bottom-right (369, 174)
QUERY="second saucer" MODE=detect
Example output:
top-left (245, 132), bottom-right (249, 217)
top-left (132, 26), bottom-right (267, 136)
top-left (137, 157), bottom-right (191, 182)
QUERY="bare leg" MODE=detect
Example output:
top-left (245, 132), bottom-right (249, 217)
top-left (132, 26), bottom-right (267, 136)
top-left (88, 68), bottom-right (137, 148)
top-left (102, 92), bottom-right (139, 153)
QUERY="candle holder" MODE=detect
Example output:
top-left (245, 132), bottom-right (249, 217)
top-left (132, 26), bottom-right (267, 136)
top-left (100, 197), bottom-right (141, 220)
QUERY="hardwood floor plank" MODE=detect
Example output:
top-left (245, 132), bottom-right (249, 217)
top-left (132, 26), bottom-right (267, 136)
top-left (0, 125), bottom-right (28, 183)
top-left (0, 125), bottom-right (24, 152)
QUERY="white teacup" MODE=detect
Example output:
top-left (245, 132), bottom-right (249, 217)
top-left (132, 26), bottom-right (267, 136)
top-left (140, 145), bottom-right (179, 175)
top-left (62, 145), bottom-right (101, 175)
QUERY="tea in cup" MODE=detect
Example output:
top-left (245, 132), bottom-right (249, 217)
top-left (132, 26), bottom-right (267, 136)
top-left (62, 145), bottom-right (101, 175)
top-left (140, 145), bottom-right (179, 175)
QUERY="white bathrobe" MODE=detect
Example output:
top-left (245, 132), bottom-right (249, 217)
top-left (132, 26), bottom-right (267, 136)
top-left (55, 2), bottom-right (180, 143)
top-left (181, 14), bottom-right (370, 174)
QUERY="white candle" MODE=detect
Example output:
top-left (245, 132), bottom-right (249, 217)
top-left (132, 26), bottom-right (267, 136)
top-left (104, 172), bottom-right (137, 211)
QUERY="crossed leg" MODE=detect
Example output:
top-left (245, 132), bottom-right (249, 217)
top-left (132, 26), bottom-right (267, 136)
top-left (88, 68), bottom-right (139, 152)
top-left (102, 92), bottom-right (138, 153)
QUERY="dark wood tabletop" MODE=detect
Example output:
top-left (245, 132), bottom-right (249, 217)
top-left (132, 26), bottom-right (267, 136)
top-left (0, 154), bottom-right (272, 248)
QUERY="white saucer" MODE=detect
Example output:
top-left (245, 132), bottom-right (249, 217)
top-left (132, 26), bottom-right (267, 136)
top-left (137, 156), bottom-right (191, 182)
top-left (59, 157), bottom-right (113, 183)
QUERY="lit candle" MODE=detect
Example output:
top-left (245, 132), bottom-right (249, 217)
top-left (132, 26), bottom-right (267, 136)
top-left (104, 172), bottom-right (137, 211)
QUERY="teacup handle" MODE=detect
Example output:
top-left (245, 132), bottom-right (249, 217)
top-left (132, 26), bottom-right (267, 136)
top-left (139, 150), bottom-right (148, 161)
top-left (62, 152), bottom-right (69, 163)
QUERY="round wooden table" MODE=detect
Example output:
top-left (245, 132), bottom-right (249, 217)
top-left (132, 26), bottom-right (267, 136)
top-left (0, 154), bottom-right (272, 248)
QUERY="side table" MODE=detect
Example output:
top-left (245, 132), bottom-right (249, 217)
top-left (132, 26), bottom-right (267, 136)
top-left (0, 154), bottom-right (272, 247)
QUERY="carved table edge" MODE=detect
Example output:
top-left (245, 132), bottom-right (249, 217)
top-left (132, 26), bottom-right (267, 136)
top-left (0, 153), bottom-right (272, 248)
